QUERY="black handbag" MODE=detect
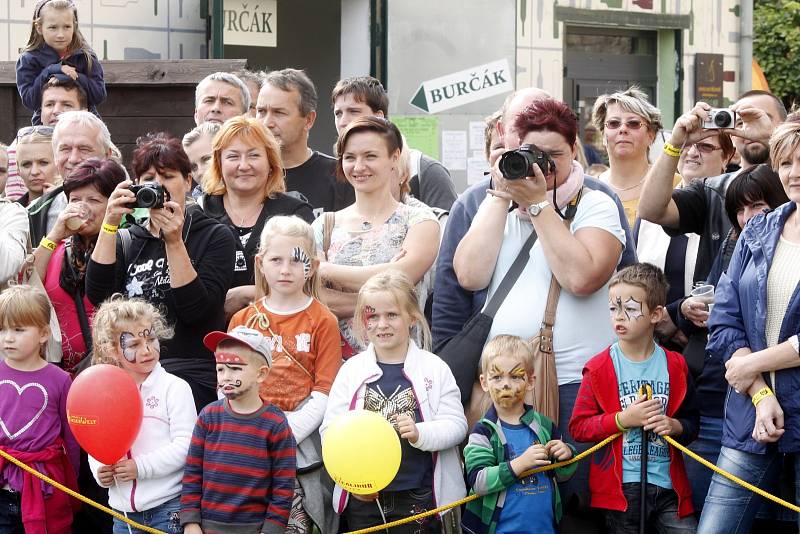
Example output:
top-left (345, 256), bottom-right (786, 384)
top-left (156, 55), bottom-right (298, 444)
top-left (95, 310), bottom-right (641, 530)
top-left (438, 229), bottom-right (538, 405)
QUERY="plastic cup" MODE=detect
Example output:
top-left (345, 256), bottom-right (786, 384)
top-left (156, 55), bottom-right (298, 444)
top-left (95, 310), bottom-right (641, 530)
top-left (66, 202), bottom-right (89, 231)
top-left (691, 284), bottom-right (715, 312)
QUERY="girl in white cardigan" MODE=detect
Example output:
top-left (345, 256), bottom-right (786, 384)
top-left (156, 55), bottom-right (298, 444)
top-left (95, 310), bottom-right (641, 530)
top-left (88, 297), bottom-right (197, 534)
top-left (321, 270), bottom-right (467, 533)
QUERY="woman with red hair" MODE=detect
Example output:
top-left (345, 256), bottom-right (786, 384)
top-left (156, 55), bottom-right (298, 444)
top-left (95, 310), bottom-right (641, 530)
top-left (454, 97), bottom-right (626, 508)
top-left (86, 133), bottom-right (236, 409)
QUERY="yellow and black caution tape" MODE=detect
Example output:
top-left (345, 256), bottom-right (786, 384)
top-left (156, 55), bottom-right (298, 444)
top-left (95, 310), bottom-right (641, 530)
top-left (0, 448), bottom-right (166, 534)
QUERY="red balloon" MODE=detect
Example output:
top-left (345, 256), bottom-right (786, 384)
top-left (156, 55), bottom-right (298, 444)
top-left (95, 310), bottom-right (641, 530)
top-left (67, 364), bottom-right (143, 465)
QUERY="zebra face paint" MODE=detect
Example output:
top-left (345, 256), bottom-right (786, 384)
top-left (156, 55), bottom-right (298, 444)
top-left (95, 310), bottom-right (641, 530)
top-left (292, 246), bottom-right (311, 280)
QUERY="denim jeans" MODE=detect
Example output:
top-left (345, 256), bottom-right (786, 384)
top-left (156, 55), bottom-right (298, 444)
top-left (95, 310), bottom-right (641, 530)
top-left (696, 445), bottom-right (800, 534)
top-left (604, 483), bottom-right (697, 534)
top-left (346, 488), bottom-right (439, 534)
top-left (111, 496), bottom-right (181, 534)
top-left (556, 382), bottom-right (590, 508)
top-left (0, 490), bottom-right (24, 534)
top-left (684, 416), bottom-right (723, 515)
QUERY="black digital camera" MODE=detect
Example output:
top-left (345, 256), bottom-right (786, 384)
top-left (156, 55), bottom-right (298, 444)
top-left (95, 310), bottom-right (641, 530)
top-left (128, 183), bottom-right (166, 209)
top-left (498, 144), bottom-right (555, 180)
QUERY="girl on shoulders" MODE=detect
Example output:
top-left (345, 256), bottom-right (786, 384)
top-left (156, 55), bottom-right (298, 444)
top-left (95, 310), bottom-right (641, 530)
top-left (16, 0), bottom-right (106, 125)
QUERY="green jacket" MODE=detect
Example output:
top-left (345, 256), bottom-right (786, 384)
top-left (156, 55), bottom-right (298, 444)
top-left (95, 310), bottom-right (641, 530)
top-left (461, 405), bottom-right (577, 534)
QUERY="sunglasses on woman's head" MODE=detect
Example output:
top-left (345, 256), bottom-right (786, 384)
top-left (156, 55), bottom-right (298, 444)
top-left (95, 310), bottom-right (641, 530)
top-left (16, 125), bottom-right (54, 139)
top-left (604, 119), bottom-right (646, 130)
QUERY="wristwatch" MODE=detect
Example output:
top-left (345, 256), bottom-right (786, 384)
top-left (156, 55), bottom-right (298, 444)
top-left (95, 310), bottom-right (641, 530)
top-left (527, 200), bottom-right (550, 217)
top-left (790, 334), bottom-right (799, 355)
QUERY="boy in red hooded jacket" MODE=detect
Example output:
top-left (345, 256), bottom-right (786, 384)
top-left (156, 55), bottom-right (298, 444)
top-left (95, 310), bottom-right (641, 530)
top-left (569, 263), bottom-right (699, 532)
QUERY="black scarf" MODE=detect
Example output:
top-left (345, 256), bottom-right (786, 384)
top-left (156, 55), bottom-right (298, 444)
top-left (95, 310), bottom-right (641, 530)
top-left (59, 235), bottom-right (95, 296)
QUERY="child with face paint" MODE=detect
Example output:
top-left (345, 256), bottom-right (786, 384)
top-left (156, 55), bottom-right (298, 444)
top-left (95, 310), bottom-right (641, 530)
top-left (569, 263), bottom-right (700, 531)
top-left (87, 296), bottom-right (197, 534)
top-left (462, 335), bottom-right (576, 534)
top-left (228, 215), bottom-right (341, 533)
top-left (180, 327), bottom-right (296, 534)
top-left (0, 285), bottom-right (80, 534)
top-left (321, 270), bottom-right (467, 533)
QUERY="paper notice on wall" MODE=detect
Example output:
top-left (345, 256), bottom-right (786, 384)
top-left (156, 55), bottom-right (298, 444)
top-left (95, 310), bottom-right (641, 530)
top-left (467, 155), bottom-right (489, 185)
top-left (392, 116), bottom-right (440, 160)
top-left (469, 121), bottom-right (486, 151)
top-left (441, 130), bottom-right (467, 170)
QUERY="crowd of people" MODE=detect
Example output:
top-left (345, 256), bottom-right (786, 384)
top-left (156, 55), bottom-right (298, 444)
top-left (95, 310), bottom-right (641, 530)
top-left (3, 1), bottom-right (800, 534)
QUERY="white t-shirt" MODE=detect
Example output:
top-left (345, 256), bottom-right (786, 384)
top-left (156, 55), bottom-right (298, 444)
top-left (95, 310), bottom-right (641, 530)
top-left (484, 190), bottom-right (626, 385)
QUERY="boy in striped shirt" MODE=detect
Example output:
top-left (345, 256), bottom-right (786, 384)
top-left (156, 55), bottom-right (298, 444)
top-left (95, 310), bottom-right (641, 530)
top-left (181, 326), bottom-right (297, 534)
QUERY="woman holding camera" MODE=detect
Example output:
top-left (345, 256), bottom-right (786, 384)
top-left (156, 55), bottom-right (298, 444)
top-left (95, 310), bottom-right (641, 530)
top-left (86, 133), bottom-right (236, 409)
top-left (198, 117), bottom-right (314, 317)
top-left (314, 116), bottom-right (439, 356)
top-left (454, 98), bottom-right (625, 506)
top-left (30, 158), bottom-right (125, 373)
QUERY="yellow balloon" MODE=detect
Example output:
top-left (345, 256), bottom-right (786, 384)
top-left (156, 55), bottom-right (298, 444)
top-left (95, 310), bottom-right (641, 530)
top-left (322, 410), bottom-right (401, 494)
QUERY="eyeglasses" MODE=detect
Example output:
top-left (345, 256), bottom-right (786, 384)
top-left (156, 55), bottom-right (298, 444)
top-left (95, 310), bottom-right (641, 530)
top-left (16, 125), bottom-right (54, 139)
top-left (604, 119), bottom-right (646, 130)
top-left (688, 142), bottom-right (722, 154)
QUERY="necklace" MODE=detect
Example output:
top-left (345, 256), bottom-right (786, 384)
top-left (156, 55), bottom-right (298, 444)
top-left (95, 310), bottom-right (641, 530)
top-left (224, 198), bottom-right (263, 228)
top-left (608, 177), bottom-right (645, 192)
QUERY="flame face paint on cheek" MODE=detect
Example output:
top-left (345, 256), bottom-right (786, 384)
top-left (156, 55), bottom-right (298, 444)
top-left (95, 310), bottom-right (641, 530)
top-left (292, 246), bottom-right (311, 280)
top-left (363, 305), bottom-right (377, 330)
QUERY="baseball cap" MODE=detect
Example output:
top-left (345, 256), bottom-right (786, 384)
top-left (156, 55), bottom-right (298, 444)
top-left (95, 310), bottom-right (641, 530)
top-left (203, 326), bottom-right (272, 366)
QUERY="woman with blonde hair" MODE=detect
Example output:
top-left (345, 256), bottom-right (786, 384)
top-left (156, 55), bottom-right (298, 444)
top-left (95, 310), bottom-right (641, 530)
top-left (698, 120), bottom-right (800, 533)
top-left (592, 86), bottom-right (664, 227)
top-left (199, 116), bottom-right (314, 317)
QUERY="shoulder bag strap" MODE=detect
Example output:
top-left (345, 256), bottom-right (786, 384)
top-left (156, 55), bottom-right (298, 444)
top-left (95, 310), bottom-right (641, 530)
top-left (483, 229), bottom-right (538, 318)
top-left (538, 187), bottom-right (588, 352)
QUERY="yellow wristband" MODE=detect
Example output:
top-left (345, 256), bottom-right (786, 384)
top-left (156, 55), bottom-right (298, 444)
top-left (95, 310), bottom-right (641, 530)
top-left (752, 386), bottom-right (774, 407)
top-left (663, 142), bottom-right (682, 158)
top-left (615, 412), bottom-right (628, 432)
top-left (101, 222), bottom-right (119, 235)
top-left (39, 237), bottom-right (57, 251)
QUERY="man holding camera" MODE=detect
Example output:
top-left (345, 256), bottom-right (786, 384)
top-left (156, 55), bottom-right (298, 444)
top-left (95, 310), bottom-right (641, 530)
top-left (639, 90), bottom-right (787, 274)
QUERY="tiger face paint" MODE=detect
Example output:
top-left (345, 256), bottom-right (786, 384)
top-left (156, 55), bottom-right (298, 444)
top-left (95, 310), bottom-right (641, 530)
top-left (480, 354), bottom-right (531, 409)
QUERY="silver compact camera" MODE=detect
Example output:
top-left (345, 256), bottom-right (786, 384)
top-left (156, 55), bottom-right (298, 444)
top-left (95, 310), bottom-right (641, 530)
top-left (702, 108), bottom-right (737, 129)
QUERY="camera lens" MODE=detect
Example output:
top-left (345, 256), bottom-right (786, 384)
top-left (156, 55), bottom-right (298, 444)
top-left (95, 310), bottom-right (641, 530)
top-left (714, 112), bottom-right (732, 128)
top-left (137, 188), bottom-right (157, 207)
top-left (499, 152), bottom-right (529, 180)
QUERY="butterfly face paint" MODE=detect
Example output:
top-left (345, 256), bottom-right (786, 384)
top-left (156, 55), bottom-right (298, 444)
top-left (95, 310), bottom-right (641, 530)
top-left (119, 327), bottom-right (159, 363)
top-left (292, 246), bottom-right (312, 280)
top-left (116, 324), bottom-right (160, 380)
